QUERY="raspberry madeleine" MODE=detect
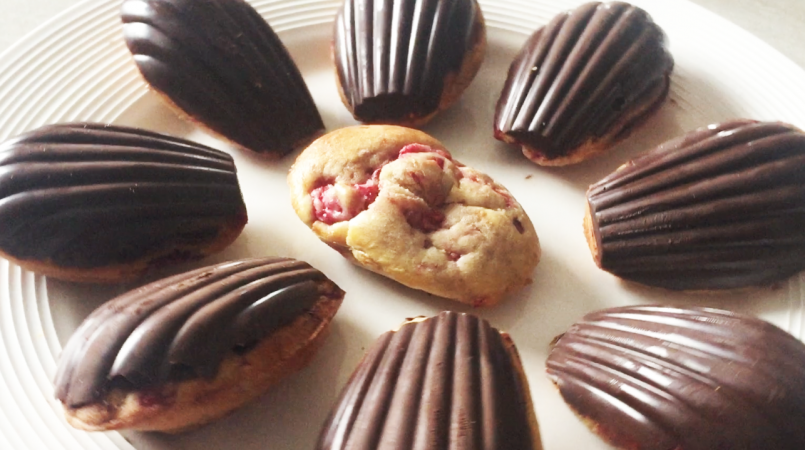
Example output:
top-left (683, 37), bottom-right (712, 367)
top-left (288, 126), bottom-right (540, 306)
top-left (54, 257), bottom-right (344, 432)
top-left (494, 2), bottom-right (673, 165)
top-left (0, 123), bottom-right (247, 283)
top-left (585, 119), bottom-right (805, 290)
top-left (547, 305), bottom-right (805, 449)
top-left (317, 312), bottom-right (543, 450)
top-left (122, 0), bottom-right (323, 156)
top-left (334, 0), bottom-right (486, 126)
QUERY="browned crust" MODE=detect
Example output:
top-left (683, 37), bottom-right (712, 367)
top-left (550, 382), bottom-right (636, 450)
top-left (584, 189), bottom-right (765, 295)
top-left (502, 332), bottom-right (545, 450)
top-left (334, 3), bottom-right (487, 128)
top-left (0, 217), bottom-right (246, 283)
top-left (133, 64), bottom-right (322, 158)
top-left (516, 74), bottom-right (672, 167)
top-left (522, 137), bottom-right (613, 167)
top-left (61, 282), bottom-right (344, 432)
top-left (583, 199), bottom-right (600, 267)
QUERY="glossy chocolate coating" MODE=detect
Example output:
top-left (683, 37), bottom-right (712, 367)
top-left (121, 0), bottom-right (323, 155)
top-left (54, 257), bottom-right (338, 408)
top-left (317, 311), bottom-right (538, 450)
top-left (547, 305), bottom-right (805, 450)
top-left (0, 123), bottom-right (246, 271)
top-left (494, 2), bottom-right (673, 161)
top-left (334, 0), bottom-right (483, 123)
top-left (586, 119), bottom-right (805, 290)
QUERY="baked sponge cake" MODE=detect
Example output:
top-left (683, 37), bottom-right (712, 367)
top-left (0, 123), bottom-right (247, 283)
top-left (585, 119), bottom-right (805, 290)
top-left (547, 305), bottom-right (805, 449)
top-left (54, 257), bottom-right (344, 432)
top-left (288, 125), bottom-right (540, 306)
top-left (122, 0), bottom-right (323, 156)
top-left (317, 312), bottom-right (543, 449)
top-left (494, 2), bottom-right (673, 166)
top-left (333, 0), bottom-right (486, 127)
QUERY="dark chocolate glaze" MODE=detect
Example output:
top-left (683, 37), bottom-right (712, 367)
top-left (54, 257), bottom-right (339, 408)
top-left (494, 2), bottom-right (673, 160)
top-left (317, 311), bottom-right (537, 450)
top-left (121, 0), bottom-right (323, 155)
top-left (547, 305), bottom-right (805, 450)
top-left (0, 123), bottom-right (247, 270)
top-left (586, 119), bottom-right (805, 290)
top-left (334, 0), bottom-right (482, 123)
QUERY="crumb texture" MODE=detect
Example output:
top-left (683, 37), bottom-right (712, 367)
top-left (289, 125), bottom-right (540, 306)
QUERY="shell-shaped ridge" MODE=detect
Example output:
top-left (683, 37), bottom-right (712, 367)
top-left (54, 257), bottom-right (337, 408)
top-left (334, 0), bottom-right (483, 123)
top-left (317, 311), bottom-right (537, 450)
top-left (121, 0), bottom-right (323, 155)
top-left (586, 119), bottom-right (805, 290)
top-left (547, 305), bottom-right (805, 450)
top-left (494, 1), bottom-right (673, 160)
top-left (0, 123), bottom-right (247, 269)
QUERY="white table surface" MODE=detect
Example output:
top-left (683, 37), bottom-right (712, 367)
top-left (1, 0), bottom-right (804, 70)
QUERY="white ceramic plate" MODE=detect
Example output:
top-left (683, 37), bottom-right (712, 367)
top-left (1, 0), bottom-right (805, 449)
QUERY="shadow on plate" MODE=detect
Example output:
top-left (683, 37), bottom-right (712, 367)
top-left (124, 317), bottom-right (373, 450)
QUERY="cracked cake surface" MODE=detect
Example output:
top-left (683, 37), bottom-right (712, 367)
top-left (288, 125), bottom-right (540, 306)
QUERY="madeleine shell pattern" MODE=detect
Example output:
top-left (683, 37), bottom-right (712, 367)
top-left (122, 0), bottom-right (323, 155)
top-left (317, 311), bottom-right (539, 450)
top-left (547, 305), bottom-right (805, 450)
top-left (494, 1), bottom-right (673, 162)
top-left (0, 123), bottom-right (247, 276)
top-left (54, 257), bottom-right (341, 408)
top-left (586, 119), bottom-right (805, 290)
top-left (334, 0), bottom-right (484, 124)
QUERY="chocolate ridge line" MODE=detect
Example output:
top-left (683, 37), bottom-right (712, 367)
top-left (547, 306), bottom-right (805, 448)
top-left (334, 0), bottom-right (480, 121)
top-left (585, 120), bottom-right (805, 289)
top-left (55, 257), bottom-right (331, 408)
top-left (122, 0), bottom-right (323, 154)
top-left (54, 258), bottom-right (287, 401)
top-left (316, 311), bottom-right (536, 449)
top-left (0, 123), bottom-right (231, 161)
top-left (495, 2), bottom-right (673, 158)
top-left (0, 123), bottom-right (247, 267)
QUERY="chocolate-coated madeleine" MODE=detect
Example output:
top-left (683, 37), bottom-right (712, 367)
top-left (317, 312), bottom-right (542, 450)
top-left (54, 257), bottom-right (344, 432)
top-left (334, 0), bottom-right (486, 127)
top-left (0, 123), bottom-right (247, 282)
top-left (585, 119), bottom-right (805, 290)
top-left (121, 0), bottom-right (323, 156)
top-left (494, 2), bottom-right (673, 165)
top-left (547, 305), bottom-right (805, 450)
